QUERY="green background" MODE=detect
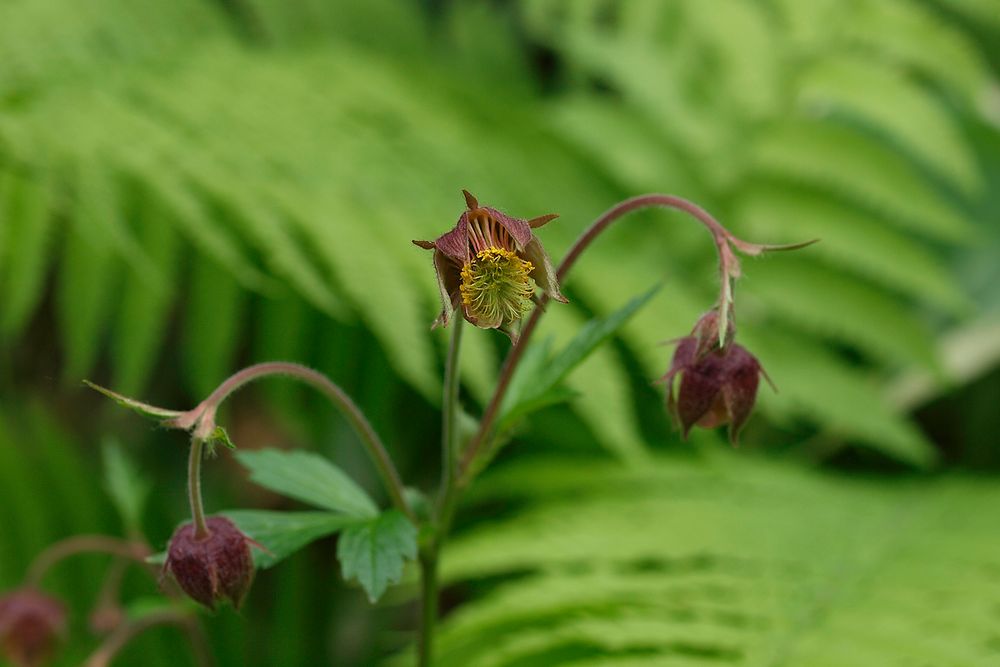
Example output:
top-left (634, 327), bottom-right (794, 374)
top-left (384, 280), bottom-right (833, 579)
top-left (1, 0), bottom-right (999, 665)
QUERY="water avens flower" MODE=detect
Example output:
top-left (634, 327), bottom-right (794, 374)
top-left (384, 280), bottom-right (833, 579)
top-left (659, 310), bottom-right (772, 445)
top-left (414, 190), bottom-right (566, 340)
top-left (164, 516), bottom-right (255, 611)
top-left (0, 588), bottom-right (66, 667)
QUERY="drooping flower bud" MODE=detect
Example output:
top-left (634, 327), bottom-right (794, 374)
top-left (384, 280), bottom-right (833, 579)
top-left (0, 588), bottom-right (66, 667)
top-left (164, 516), bottom-right (255, 610)
top-left (414, 190), bottom-right (567, 341)
top-left (659, 309), bottom-right (771, 445)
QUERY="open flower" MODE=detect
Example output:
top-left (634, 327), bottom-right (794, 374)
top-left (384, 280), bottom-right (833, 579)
top-left (414, 190), bottom-right (567, 341)
top-left (659, 310), bottom-right (772, 445)
top-left (0, 588), bottom-right (66, 667)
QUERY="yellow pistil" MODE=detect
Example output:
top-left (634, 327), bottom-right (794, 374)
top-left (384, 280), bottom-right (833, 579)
top-left (460, 247), bottom-right (536, 326)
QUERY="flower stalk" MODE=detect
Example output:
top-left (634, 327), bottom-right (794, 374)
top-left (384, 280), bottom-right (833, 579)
top-left (456, 193), bottom-right (815, 483)
top-left (187, 438), bottom-right (209, 539)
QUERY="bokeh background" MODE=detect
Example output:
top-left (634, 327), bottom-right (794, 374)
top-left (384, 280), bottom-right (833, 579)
top-left (2, 0), bottom-right (1000, 665)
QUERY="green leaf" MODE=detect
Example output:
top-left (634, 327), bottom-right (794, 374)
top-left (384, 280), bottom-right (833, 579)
top-left (101, 439), bottom-right (150, 532)
top-left (337, 509), bottom-right (417, 603)
top-left (499, 285), bottom-right (660, 432)
top-left (236, 448), bottom-right (378, 518)
top-left (223, 509), bottom-right (357, 569)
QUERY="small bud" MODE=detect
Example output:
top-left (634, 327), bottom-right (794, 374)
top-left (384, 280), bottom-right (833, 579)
top-left (164, 516), bottom-right (255, 610)
top-left (0, 588), bottom-right (66, 667)
top-left (659, 309), bottom-right (770, 445)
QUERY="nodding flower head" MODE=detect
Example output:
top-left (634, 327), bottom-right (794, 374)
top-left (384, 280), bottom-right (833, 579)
top-left (0, 588), bottom-right (66, 667)
top-left (164, 516), bottom-right (256, 611)
top-left (658, 310), bottom-right (772, 445)
top-left (414, 190), bottom-right (567, 341)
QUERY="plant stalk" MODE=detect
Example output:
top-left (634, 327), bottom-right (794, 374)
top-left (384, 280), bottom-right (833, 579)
top-left (180, 362), bottom-right (414, 521)
top-left (417, 551), bottom-right (439, 667)
top-left (437, 318), bottom-right (463, 511)
top-left (188, 437), bottom-right (209, 538)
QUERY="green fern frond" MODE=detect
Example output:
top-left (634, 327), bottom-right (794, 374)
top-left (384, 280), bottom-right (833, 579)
top-left (433, 456), bottom-right (997, 666)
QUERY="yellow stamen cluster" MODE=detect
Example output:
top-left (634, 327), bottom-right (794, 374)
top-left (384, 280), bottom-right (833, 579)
top-left (460, 247), bottom-right (536, 325)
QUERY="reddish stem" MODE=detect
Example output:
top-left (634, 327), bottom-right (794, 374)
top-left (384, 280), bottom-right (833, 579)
top-left (457, 194), bottom-right (739, 481)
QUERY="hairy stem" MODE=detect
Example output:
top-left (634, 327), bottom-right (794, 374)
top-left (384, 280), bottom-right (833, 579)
top-left (183, 362), bottom-right (413, 521)
top-left (188, 437), bottom-right (209, 538)
top-left (26, 536), bottom-right (150, 587)
top-left (458, 194), bottom-right (738, 482)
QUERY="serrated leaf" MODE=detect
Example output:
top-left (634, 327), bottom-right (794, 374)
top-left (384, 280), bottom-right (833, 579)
top-left (102, 439), bottom-right (150, 532)
top-left (236, 448), bottom-right (378, 518)
top-left (224, 509), bottom-right (357, 569)
top-left (337, 509), bottom-right (418, 603)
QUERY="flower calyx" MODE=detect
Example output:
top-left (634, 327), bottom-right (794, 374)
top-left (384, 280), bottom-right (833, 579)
top-left (658, 309), bottom-right (773, 445)
top-left (414, 190), bottom-right (567, 342)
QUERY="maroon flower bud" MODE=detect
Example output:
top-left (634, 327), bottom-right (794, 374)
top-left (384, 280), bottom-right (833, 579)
top-left (164, 516), bottom-right (255, 610)
top-left (414, 190), bottom-right (567, 341)
top-left (659, 310), bottom-right (772, 445)
top-left (0, 588), bottom-right (66, 667)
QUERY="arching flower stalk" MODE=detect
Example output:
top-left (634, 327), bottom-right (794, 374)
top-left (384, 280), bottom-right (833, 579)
top-left (413, 190), bottom-right (567, 341)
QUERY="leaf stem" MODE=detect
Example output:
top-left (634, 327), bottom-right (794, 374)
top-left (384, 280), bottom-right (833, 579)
top-left (457, 194), bottom-right (746, 482)
top-left (188, 437), bottom-right (209, 539)
top-left (181, 362), bottom-right (414, 522)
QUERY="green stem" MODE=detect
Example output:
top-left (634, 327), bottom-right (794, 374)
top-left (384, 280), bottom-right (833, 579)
top-left (188, 438), bottom-right (209, 538)
top-left (417, 551), bottom-right (438, 667)
top-left (419, 320), bottom-right (464, 667)
top-left (437, 318), bottom-right (464, 511)
top-left (182, 362), bottom-right (414, 522)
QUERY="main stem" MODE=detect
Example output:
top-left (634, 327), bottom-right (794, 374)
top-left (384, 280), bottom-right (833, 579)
top-left (420, 319), bottom-right (464, 667)
top-left (457, 194), bottom-right (736, 482)
top-left (417, 551), bottom-right (438, 667)
top-left (438, 319), bottom-right (464, 509)
top-left (188, 437), bottom-right (209, 538)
